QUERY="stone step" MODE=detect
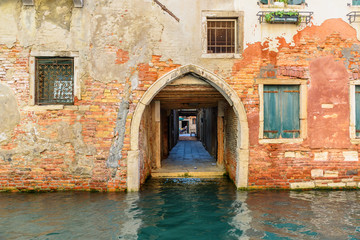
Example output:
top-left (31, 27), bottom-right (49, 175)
top-left (151, 171), bottom-right (226, 178)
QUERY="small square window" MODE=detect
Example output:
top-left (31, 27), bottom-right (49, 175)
top-left (35, 57), bottom-right (74, 105)
top-left (207, 19), bottom-right (236, 54)
top-left (263, 85), bottom-right (300, 139)
top-left (201, 11), bottom-right (243, 58)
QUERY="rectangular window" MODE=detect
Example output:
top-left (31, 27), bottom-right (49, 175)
top-left (356, 85), bottom-right (360, 137)
top-left (35, 57), bottom-right (74, 105)
top-left (353, 0), bottom-right (360, 6)
top-left (207, 19), bottom-right (236, 54)
top-left (264, 85), bottom-right (300, 139)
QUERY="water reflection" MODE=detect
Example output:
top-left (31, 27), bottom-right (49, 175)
top-left (229, 191), bottom-right (251, 240)
top-left (118, 193), bottom-right (142, 240)
top-left (0, 179), bottom-right (360, 239)
top-left (136, 178), bottom-right (239, 239)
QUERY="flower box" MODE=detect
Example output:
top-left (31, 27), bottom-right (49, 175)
top-left (265, 11), bottom-right (300, 24)
top-left (270, 15), bottom-right (299, 24)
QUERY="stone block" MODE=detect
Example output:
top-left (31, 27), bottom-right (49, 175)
top-left (311, 169), bottom-right (323, 178)
top-left (328, 182), bottom-right (346, 188)
top-left (346, 182), bottom-right (357, 187)
top-left (314, 180), bottom-right (332, 187)
top-left (290, 181), bottom-right (315, 189)
top-left (64, 106), bottom-right (79, 110)
top-left (324, 170), bottom-right (338, 178)
top-left (343, 151), bottom-right (359, 161)
top-left (78, 105), bottom-right (90, 111)
top-left (314, 152), bottom-right (328, 161)
top-left (341, 178), bottom-right (354, 182)
top-left (284, 151), bottom-right (295, 158)
top-left (321, 104), bottom-right (334, 109)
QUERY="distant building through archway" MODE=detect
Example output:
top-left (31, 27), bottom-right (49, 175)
top-left (127, 64), bottom-right (249, 191)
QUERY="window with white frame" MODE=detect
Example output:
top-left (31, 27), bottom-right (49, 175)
top-left (35, 57), bottom-right (74, 105)
top-left (29, 51), bottom-right (80, 108)
top-left (202, 11), bottom-right (243, 58)
top-left (350, 84), bottom-right (360, 141)
top-left (258, 79), bottom-right (307, 143)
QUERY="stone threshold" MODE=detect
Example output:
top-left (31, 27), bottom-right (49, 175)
top-left (151, 171), bottom-right (226, 178)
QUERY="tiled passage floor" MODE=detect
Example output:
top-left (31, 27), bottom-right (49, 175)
top-left (151, 140), bottom-right (225, 178)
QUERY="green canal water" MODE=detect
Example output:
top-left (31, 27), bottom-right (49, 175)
top-left (1, 178), bottom-right (360, 239)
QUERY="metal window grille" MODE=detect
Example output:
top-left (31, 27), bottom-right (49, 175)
top-left (35, 57), bottom-right (74, 105)
top-left (207, 19), bottom-right (236, 54)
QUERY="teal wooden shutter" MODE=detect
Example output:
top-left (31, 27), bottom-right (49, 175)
top-left (354, 0), bottom-right (360, 6)
top-left (356, 86), bottom-right (360, 137)
top-left (289, 0), bottom-right (305, 5)
top-left (281, 86), bottom-right (300, 138)
top-left (264, 85), bottom-right (281, 138)
top-left (264, 85), bottom-right (300, 139)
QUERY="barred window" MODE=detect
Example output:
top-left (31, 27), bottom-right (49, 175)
top-left (35, 57), bottom-right (74, 105)
top-left (207, 19), bottom-right (236, 54)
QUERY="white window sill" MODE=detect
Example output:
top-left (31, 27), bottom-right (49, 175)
top-left (201, 53), bottom-right (242, 59)
top-left (351, 139), bottom-right (360, 144)
top-left (24, 105), bottom-right (64, 111)
top-left (259, 138), bottom-right (303, 144)
top-left (23, 105), bottom-right (90, 111)
top-left (23, 105), bottom-right (82, 111)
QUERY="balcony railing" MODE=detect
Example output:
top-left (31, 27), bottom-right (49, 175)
top-left (257, 11), bottom-right (313, 25)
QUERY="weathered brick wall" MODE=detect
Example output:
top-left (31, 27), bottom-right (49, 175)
top-left (129, 19), bottom-right (360, 189)
top-left (243, 19), bottom-right (360, 188)
top-left (0, 43), bottom-right (128, 191)
top-left (2, 0), bottom-right (360, 191)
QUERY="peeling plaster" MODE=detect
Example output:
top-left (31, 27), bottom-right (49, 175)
top-left (35, 0), bottom-right (74, 30)
top-left (0, 83), bottom-right (20, 144)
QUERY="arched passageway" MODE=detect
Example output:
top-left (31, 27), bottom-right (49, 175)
top-left (127, 64), bottom-right (249, 191)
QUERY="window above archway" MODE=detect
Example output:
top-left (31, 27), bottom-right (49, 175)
top-left (201, 11), bottom-right (244, 59)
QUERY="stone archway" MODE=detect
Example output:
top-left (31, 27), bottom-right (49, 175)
top-left (127, 64), bottom-right (249, 191)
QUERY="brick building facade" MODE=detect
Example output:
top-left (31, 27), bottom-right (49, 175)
top-left (2, 0), bottom-right (360, 191)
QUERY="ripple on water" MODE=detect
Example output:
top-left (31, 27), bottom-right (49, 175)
top-left (0, 179), bottom-right (360, 239)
